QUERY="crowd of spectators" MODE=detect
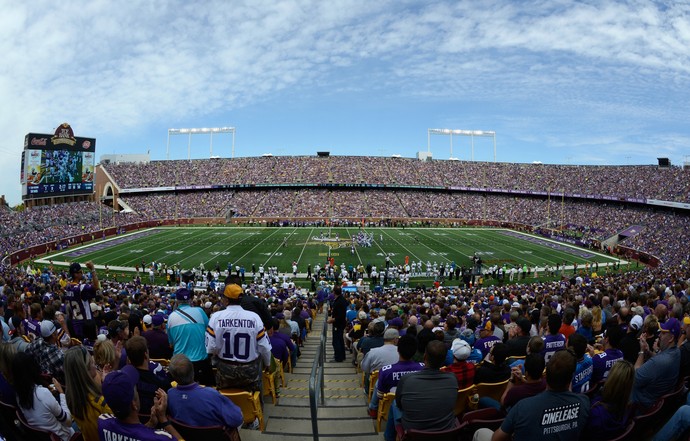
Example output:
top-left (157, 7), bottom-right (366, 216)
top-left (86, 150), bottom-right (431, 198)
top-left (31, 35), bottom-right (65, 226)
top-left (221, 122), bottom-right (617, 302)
top-left (103, 156), bottom-right (690, 202)
top-left (2, 189), bottom-right (690, 268)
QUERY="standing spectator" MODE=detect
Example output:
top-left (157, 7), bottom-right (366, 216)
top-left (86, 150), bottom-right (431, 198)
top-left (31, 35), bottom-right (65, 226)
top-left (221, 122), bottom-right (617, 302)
top-left (206, 284), bottom-right (272, 390)
top-left (167, 288), bottom-right (212, 386)
top-left (65, 261), bottom-right (99, 339)
top-left (328, 286), bottom-right (348, 362)
top-left (143, 314), bottom-right (172, 360)
top-left (126, 336), bottom-right (172, 415)
top-left (26, 319), bottom-right (65, 383)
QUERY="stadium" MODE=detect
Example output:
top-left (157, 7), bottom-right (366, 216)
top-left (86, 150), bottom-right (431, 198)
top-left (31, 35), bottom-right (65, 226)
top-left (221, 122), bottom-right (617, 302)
top-left (2, 147), bottom-right (690, 439)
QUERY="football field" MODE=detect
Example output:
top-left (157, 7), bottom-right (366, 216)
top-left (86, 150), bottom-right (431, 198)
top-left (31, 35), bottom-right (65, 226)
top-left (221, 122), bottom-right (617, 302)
top-left (38, 226), bottom-right (621, 277)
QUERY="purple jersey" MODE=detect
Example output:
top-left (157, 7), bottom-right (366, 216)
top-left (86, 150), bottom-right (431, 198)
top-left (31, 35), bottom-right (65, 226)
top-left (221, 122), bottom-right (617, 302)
top-left (98, 414), bottom-right (175, 440)
top-left (23, 318), bottom-right (41, 339)
top-left (591, 348), bottom-right (623, 384)
top-left (541, 334), bottom-right (566, 362)
top-left (65, 282), bottom-right (97, 321)
top-left (474, 335), bottom-right (501, 359)
top-left (377, 360), bottom-right (425, 395)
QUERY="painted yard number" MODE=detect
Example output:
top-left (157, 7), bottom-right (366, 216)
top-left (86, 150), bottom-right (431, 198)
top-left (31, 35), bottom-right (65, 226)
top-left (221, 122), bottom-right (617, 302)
top-left (210, 251), bottom-right (231, 256)
top-left (429, 252), bottom-right (448, 256)
top-left (166, 251), bottom-right (183, 255)
top-left (129, 249), bottom-right (143, 253)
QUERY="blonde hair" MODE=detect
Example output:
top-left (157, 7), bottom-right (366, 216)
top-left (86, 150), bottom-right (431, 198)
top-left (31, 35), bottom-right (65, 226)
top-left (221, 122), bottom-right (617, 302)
top-left (93, 339), bottom-right (118, 370)
top-left (600, 360), bottom-right (634, 417)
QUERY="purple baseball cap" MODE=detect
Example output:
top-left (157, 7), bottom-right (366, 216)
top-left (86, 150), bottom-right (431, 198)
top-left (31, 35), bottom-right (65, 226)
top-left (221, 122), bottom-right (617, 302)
top-left (102, 365), bottom-right (139, 415)
top-left (152, 314), bottom-right (165, 327)
top-left (660, 318), bottom-right (681, 340)
top-left (175, 288), bottom-right (191, 301)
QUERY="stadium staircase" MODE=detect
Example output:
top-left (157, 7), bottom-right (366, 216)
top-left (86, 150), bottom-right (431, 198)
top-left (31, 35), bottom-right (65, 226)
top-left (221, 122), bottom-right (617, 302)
top-left (239, 311), bottom-right (381, 441)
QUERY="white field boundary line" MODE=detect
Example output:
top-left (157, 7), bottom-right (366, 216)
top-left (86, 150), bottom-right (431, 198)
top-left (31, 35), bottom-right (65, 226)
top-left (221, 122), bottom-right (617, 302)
top-left (34, 228), bottom-right (162, 270)
top-left (261, 228), bottom-right (298, 267)
top-left (296, 227), bottom-right (315, 266)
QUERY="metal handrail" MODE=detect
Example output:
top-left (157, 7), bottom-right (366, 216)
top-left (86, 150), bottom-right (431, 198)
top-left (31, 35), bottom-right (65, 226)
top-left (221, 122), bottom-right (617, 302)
top-left (308, 318), bottom-right (328, 441)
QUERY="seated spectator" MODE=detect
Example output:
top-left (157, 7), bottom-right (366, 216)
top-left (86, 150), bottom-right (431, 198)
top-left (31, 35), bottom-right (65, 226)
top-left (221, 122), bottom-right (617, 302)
top-left (619, 314), bottom-right (642, 364)
top-left (679, 316), bottom-right (690, 378)
top-left (474, 343), bottom-right (511, 384)
top-left (356, 321), bottom-right (385, 364)
top-left (567, 333), bottom-right (593, 393)
top-left (583, 360), bottom-right (635, 441)
top-left (269, 318), bottom-right (296, 368)
top-left (12, 351), bottom-right (75, 441)
top-left (125, 336), bottom-right (172, 416)
top-left (444, 338), bottom-right (475, 389)
top-left (442, 316), bottom-right (460, 347)
top-left (368, 335), bottom-right (424, 418)
top-left (0, 342), bottom-right (16, 405)
top-left (510, 335), bottom-right (544, 373)
top-left (590, 324), bottom-right (624, 384)
top-left (64, 346), bottom-right (111, 441)
top-left (505, 317), bottom-right (531, 357)
top-left (362, 328), bottom-right (400, 392)
top-left (167, 354), bottom-right (243, 429)
top-left (541, 314), bottom-right (566, 363)
top-left (479, 353), bottom-right (546, 412)
top-left (99, 365), bottom-right (182, 440)
top-left (559, 308), bottom-right (577, 341)
top-left (387, 340), bottom-right (458, 441)
top-left (474, 350), bottom-right (589, 441)
top-left (474, 320), bottom-right (501, 359)
top-left (633, 317), bottom-right (681, 411)
top-left (576, 310), bottom-right (595, 344)
top-left (652, 398), bottom-right (690, 441)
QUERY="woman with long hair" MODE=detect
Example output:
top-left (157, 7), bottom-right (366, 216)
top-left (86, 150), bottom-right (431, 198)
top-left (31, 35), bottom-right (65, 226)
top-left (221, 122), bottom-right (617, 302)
top-left (12, 351), bottom-right (75, 441)
top-left (64, 346), bottom-right (111, 441)
top-left (584, 359), bottom-right (635, 440)
top-left (93, 337), bottom-right (119, 383)
top-left (0, 343), bottom-right (17, 405)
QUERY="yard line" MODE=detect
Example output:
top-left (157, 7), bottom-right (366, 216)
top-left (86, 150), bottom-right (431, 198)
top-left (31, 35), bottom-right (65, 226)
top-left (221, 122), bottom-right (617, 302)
top-left (232, 228), bottom-right (284, 265)
top-left (178, 228), bottom-right (249, 268)
top-left (296, 227), bottom-right (315, 266)
top-left (407, 229), bottom-right (453, 263)
top-left (378, 228), bottom-right (423, 263)
top-left (344, 228), bottom-right (363, 265)
top-left (364, 227), bottom-right (396, 265)
top-left (262, 228), bottom-right (298, 267)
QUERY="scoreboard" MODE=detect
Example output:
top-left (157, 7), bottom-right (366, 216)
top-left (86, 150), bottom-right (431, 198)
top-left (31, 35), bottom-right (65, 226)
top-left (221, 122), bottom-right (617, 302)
top-left (21, 123), bottom-right (96, 199)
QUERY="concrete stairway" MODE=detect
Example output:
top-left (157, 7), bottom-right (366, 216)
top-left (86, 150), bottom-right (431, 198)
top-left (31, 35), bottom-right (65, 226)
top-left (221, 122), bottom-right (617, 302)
top-left (239, 312), bottom-right (382, 441)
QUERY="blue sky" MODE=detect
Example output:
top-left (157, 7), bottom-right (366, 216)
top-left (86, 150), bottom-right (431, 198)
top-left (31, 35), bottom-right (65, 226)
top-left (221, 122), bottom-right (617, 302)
top-left (2, 0), bottom-right (690, 206)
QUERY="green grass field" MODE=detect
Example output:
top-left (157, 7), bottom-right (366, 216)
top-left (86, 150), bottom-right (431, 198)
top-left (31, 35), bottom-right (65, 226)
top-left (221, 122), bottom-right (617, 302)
top-left (38, 227), bottom-right (621, 278)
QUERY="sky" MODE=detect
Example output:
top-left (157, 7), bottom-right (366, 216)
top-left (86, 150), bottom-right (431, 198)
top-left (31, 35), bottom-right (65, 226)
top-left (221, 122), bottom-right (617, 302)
top-left (2, 0), bottom-right (690, 206)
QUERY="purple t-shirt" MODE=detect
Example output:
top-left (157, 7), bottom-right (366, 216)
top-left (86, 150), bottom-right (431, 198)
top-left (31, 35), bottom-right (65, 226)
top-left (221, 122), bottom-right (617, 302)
top-left (474, 335), bottom-right (501, 359)
top-left (377, 360), bottom-right (425, 394)
top-left (541, 334), bottom-right (566, 362)
top-left (65, 282), bottom-right (97, 321)
top-left (98, 414), bottom-right (175, 440)
top-left (23, 318), bottom-right (41, 339)
top-left (591, 349), bottom-right (624, 384)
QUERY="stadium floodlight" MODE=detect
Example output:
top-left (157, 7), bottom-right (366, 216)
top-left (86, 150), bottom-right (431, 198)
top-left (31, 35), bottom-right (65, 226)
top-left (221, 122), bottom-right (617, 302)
top-left (428, 128), bottom-right (496, 162)
top-left (166, 127), bottom-right (236, 160)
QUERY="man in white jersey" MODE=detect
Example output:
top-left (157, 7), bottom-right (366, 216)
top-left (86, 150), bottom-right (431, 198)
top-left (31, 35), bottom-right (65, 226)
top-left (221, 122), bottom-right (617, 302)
top-left (206, 284), bottom-right (272, 391)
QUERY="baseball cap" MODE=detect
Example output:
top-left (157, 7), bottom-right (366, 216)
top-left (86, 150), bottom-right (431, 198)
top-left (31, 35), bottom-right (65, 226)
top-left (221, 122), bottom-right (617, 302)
top-left (660, 318), bottom-right (681, 339)
top-left (512, 302), bottom-right (521, 308)
top-left (451, 338), bottom-right (471, 360)
top-left (69, 262), bottom-right (82, 277)
top-left (683, 317), bottom-right (690, 326)
top-left (102, 365), bottom-right (139, 415)
top-left (389, 317), bottom-right (404, 328)
top-left (152, 314), bottom-right (165, 327)
top-left (357, 311), bottom-right (367, 320)
top-left (142, 314), bottom-right (152, 326)
top-left (40, 320), bottom-right (58, 338)
top-left (630, 315), bottom-right (643, 331)
top-left (107, 320), bottom-right (127, 337)
top-left (383, 328), bottom-right (400, 341)
top-left (204, 301), bottom-right (213, 309)
top-left (224, 284), bottom-right (243, 299)
top-left (482, 321), bottom-right (494, 332)
top-left (175, 288), bottom-right (191, 302)
top-left (90, 302), bottom-right (102, 313)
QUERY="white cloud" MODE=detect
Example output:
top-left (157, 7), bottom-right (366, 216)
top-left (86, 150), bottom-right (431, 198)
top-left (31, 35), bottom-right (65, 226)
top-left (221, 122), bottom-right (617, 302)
top-left (1, 0), bottom-right (690, 204)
